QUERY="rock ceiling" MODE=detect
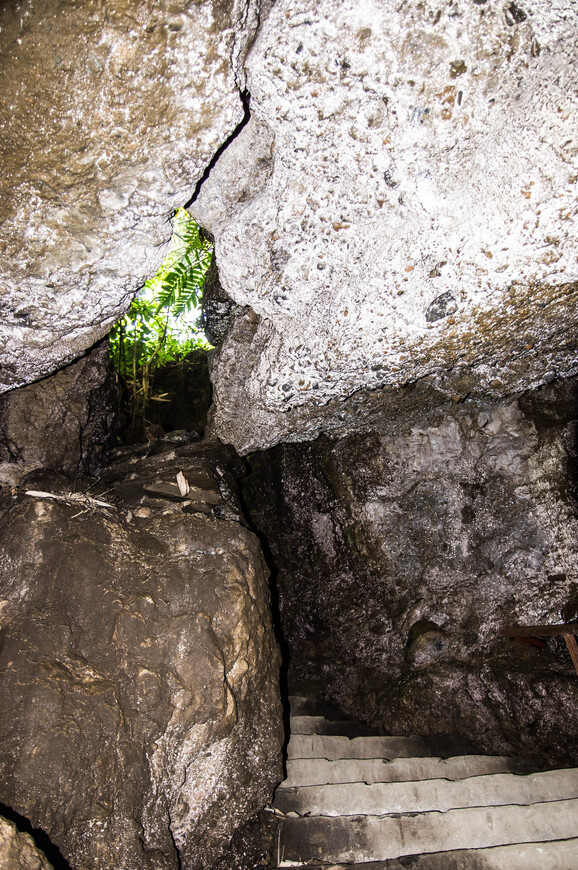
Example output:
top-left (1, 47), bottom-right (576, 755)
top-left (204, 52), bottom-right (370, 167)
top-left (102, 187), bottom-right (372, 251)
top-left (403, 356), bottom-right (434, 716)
top-left (1, 0), bottom-right (577, 452)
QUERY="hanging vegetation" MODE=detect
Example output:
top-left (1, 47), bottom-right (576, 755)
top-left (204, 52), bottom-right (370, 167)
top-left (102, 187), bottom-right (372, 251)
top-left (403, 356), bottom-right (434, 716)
top-left (109, 208), bottom-right (213, 442)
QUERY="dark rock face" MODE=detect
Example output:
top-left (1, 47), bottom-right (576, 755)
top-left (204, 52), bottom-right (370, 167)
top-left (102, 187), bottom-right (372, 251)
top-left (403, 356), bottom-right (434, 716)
top-left (0, 342), bottom-right (117, 487)
top-left (201, 258), bottom-right (243, 348)
top-left (0, 441), bottom-right (283, 870)
top-left (242, 380), bottom-right (578, 764)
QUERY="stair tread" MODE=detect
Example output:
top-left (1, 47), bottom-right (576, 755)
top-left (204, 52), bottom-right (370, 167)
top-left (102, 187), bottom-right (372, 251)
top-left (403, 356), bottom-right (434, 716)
top-left (280, 754), bottom-right (541, 787)
top-left (287, 734), bottom-right (475, 761)
top-left (274, 768), bottom-right (578, 816)
top-left (290, 715), bottom-right (386, 737)
top-left (279, 797), bottom-right (578, 864)
top-left (370, 837), bottom-right (578, 867)
top-left (277, 836), bottom-right (578, 868)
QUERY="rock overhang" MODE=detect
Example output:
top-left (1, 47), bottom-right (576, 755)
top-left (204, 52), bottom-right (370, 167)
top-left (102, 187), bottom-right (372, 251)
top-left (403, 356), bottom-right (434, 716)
top-left (1, 0), bottom-right (577, 455)
top-left (0, 0), bottom-right (261, 391)
top-left (191, 0), bottom-right (578, 452)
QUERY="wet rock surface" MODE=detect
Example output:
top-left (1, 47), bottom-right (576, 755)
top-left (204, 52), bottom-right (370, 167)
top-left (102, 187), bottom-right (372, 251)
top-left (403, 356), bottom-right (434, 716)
top-left (0, 440), bottom-right (283, 870)
top-left (0, 342), bottom-right (117, 488)
top-left (242, 379), bottom-right (578, 764)
top-left (0, 0), bottom-right (262, 391)
top-left (194, 0), bottom-right (578, 452)
top-left (0, 816), bottom-right (54, 870)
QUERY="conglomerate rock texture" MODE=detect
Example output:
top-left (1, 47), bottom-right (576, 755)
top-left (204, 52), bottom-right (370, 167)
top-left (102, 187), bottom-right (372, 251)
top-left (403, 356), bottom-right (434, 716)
top-left (194, 0), bottom-right (578, 453)
top-left (1, 1), bottom-right (577, 455)
top-left (0, 0), bottom-right (262, 392)
top-left (0, 440), bottom-right (283, 870)
top-left (242, 378), bottom-right (578, 765)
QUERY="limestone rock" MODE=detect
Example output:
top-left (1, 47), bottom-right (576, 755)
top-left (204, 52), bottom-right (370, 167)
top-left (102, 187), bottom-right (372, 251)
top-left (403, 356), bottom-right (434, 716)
top-left (0, 342), bottom-right (116, 487)
top-left (0, 442), bottom-right (283, 869)
top-left (0, 0), bottom-right (261, 391)
top-left (193, 0), bottom-right (578, 453)
top-left (241, 380), bottom-right (578, 763)
top-left (0, 817), bottom-right (53, 870)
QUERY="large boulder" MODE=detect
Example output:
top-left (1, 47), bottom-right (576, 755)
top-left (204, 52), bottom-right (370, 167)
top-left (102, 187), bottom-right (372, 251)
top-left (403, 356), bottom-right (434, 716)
top-left (0, 0), bottom-right (261, 391)
top-left (3, 0), bottom-right (577, 453)
top-left (0, 441), bottom-right (283, 869)
top-left (193, 0), bottom-right (578, 452)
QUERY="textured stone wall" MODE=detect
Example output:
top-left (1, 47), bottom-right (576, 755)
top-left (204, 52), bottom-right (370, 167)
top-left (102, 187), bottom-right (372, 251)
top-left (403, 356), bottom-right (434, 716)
top-left (195, 0), bottom-right (578, 452)
top-left (0, 816), bottom-right (54, 870)
top-left (0, 0), bottom-right (261, 391)
top-left (2, 1), bottom-right (577, 454)
top-left (242, 379), bottom-right (578, 764)
top-left (2, 0), bottom-right (577, 453)
top-left (0, 441), bottom-right (283, 870)
top-left (0, 342), bottom-right (117, 487)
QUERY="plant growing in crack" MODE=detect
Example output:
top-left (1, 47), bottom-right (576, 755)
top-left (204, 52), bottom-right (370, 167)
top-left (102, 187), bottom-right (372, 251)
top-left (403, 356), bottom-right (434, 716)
top-left (109, 208), bottom-right (213, 442)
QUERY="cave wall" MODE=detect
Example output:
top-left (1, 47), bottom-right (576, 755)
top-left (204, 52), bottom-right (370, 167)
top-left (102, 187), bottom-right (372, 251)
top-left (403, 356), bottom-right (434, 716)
top-left (242, 378), bottom-right (578, 764)
top-left (0, 342), bottom-right (117, 487)
top-left (2, 2), bottom-right (578, 862)
top-left (1, 0), bottom-right (577, 459)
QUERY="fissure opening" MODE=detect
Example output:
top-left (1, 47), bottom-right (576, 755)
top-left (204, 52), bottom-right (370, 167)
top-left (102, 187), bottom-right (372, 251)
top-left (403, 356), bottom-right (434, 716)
top-left (108, 208), bottom-right (214, 445)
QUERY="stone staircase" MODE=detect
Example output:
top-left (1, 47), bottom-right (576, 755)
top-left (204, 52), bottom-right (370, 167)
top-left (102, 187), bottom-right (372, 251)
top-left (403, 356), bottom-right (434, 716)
top-left (271, 692), bottom-right (578, 868)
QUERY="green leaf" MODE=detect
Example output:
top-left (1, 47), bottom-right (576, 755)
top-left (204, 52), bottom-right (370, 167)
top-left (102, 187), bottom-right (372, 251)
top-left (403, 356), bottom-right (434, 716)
top-left (109, 209), bottom-right (214, 438)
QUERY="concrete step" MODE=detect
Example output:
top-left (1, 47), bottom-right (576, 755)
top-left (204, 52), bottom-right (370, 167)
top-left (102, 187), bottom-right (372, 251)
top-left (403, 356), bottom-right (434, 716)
top-left (287, 733), bottom-right (471, 761)
top-left (274, 768), bottom-right (578, 816)
top-left (288, 694), bottom-right (353, 718)
top-left (279, 798), bottom-right (578, 864)
top-left (290, 714), bottom-right (385, 737)
top-left (277, 836), bottom-right (578, 868)
top-left (280, 753), bottom-right (541, 787)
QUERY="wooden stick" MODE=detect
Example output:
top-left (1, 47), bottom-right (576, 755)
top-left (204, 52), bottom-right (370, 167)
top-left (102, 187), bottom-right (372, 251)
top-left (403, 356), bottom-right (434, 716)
top-left (564, 634), bottom-right (578, 676)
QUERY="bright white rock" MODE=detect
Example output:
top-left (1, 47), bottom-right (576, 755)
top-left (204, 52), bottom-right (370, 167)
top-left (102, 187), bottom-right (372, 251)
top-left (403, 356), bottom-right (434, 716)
top-left (194, 0), bottom-right (578, 452)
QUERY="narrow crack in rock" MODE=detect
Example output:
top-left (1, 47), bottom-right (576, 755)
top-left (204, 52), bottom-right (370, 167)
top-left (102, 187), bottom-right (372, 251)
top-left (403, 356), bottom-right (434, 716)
top-left (185, 89), bottom-right (252, 209)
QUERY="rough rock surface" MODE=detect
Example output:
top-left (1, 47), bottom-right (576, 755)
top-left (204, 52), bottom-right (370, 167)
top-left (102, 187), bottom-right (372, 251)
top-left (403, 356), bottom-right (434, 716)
top-left (0, 817), bottom-right (54, 870)
top-left (0, 0), bottom-right (262, 391)
top-left (194, 0), bottom-right (578, 453)
top-left (0, 441), bottom-right (283, 870)
top-left (242, 379), bottom-right (578, 764)
top-left (0, 342), bottom-right (117, 487)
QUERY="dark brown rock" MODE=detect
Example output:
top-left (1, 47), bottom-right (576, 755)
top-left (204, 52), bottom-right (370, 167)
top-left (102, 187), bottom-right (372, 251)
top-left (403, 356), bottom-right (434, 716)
top-left (0, 443), bottom-right (283, 869)
top-left (0, 342), bottom-right (117, 487)
top-left (241, 380), bottom-right (578, 764)
top-left (406, 621), bottom-right (450, 668)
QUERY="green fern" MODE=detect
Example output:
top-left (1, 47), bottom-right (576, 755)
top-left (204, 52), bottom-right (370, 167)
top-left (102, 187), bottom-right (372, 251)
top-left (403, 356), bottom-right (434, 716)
top-left (145, 208), bottom-right (212, 316)
top-left (109, 208), bottom-right (214, 441)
